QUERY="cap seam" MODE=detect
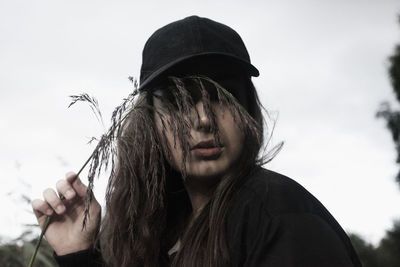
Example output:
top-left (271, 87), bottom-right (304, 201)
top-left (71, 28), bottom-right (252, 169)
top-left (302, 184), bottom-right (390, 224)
top-left (193, 16), bottom-right (204, 53)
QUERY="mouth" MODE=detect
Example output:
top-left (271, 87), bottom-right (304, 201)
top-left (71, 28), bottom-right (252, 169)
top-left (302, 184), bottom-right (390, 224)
top-left (191, 140), bottom-right (224, 158)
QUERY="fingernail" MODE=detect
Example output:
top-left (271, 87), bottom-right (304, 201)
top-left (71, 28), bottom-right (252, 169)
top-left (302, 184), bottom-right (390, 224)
top-left (56, 205), bottom-right (65, 213)
top-left (66, 190), bottom-right (75, 199)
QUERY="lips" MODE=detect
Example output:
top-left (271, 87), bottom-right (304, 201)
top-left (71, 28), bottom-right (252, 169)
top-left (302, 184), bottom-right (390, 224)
top-left (191, 140), bottom-right (223, 158)
top-left (191, 140), bottom-right (219, 150)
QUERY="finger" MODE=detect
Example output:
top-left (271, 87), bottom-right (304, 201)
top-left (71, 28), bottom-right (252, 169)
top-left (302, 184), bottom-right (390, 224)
top-left (43, 188), bottom-right (66, 215)
top-left (32, 199), bottom-right (53, 227)
top-left (65, 171), bottom-right (78, 184)
top-left (66, 172), bottom-right (88, 198)
top-left (56, 179), bottom-right (76, 201)
top-left (32, 198), bottom-right (53, 217)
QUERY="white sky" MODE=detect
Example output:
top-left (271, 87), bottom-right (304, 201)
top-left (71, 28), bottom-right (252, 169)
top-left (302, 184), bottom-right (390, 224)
top-left (1, 0), bottom-right (400, 245)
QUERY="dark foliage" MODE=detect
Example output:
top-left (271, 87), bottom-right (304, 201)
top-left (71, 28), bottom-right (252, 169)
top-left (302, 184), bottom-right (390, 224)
top-left (376, 15), bottom-right (400, 187)
top-left (389, 40), bottom-right (400, 103)
top-left (376, 220), bottom-right (400, 267)
top-left (350, 221), bottom-right (400, 267)
top-left (0, 232), bottom-right (57, 267)
top-left (349, 233), bottom-right (379, 267)
top-left (376, 103), bottom-right (400, 185)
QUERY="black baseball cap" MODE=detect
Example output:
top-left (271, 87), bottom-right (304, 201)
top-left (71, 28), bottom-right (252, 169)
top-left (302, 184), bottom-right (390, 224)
top-left (139, 15), bottom-right (259, 91)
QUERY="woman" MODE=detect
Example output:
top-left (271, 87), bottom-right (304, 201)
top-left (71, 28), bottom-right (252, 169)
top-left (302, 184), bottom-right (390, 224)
top-left (32, 16), bottom-right (362, 267)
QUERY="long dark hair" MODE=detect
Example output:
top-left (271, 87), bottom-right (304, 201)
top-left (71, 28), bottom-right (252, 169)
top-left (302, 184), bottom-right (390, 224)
top-left (99, 74), bottom-right (282, 267)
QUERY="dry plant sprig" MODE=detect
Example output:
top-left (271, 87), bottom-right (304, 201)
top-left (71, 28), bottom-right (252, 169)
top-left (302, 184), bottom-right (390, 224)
top-left (71, 78), bottom-right (139, 229)
top-left (28, 78), bottom-right (140, 267)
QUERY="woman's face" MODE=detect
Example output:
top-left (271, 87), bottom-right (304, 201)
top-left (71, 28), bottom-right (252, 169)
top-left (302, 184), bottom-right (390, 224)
top-left (152, 78), bottom-right (246, 182)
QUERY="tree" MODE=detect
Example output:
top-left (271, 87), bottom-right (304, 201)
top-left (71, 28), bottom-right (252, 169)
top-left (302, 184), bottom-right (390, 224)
top-left (348, 233), bottom-right (379, 267)
top-left (375, 220), bottom-right (400, 267)
top-left (377, 15), bottom-right (400, 186)
top-left (350, 221), bottom-right (400, 267)
top-left (369, 13), bottom-right (400, 266)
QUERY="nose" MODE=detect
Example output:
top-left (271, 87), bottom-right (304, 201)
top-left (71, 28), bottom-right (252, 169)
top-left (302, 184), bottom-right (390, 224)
top-left (192, 100), bottom-right (211, 132)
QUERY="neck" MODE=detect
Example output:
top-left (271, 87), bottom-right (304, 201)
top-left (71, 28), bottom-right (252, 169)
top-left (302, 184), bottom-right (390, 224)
top-left (183, 176), bottom-right (218, 218)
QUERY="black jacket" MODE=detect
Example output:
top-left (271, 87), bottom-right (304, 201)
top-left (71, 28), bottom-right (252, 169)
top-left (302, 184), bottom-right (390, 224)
top-left (54, 166), bottom-right (362, 266)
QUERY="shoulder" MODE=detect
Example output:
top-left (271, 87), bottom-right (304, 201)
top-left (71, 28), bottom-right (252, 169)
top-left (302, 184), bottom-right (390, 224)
top-left (231, 166), bottom-right (322, 216)
top-left (225, 166), bottom-right (362, 267)
top-left (227, 166), bottom-right (349, 241)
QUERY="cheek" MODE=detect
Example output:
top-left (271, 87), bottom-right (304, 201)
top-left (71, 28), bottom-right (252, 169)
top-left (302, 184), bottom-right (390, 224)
top-left (226, 126), bottom-right (244, 154)
top-left (217, 110), bottom-right (245, 154)
top-left (154, 113), bottom-right (183, 170)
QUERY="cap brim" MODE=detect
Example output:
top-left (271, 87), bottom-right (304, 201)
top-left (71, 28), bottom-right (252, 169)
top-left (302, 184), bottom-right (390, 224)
top-left (138, 52), bottom-right (259, 92)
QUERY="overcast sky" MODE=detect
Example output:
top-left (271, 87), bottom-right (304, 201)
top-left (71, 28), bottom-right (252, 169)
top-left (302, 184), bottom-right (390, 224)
top-left (1, 0), bottom-right (400, 245)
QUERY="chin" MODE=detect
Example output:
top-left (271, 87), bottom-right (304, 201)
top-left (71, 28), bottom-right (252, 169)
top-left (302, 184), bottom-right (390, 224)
top-left (186, 160), bottom-right (231, 180)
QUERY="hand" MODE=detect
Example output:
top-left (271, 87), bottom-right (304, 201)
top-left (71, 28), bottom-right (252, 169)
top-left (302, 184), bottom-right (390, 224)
top-left (31, 172), bottom-right (101, 256)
